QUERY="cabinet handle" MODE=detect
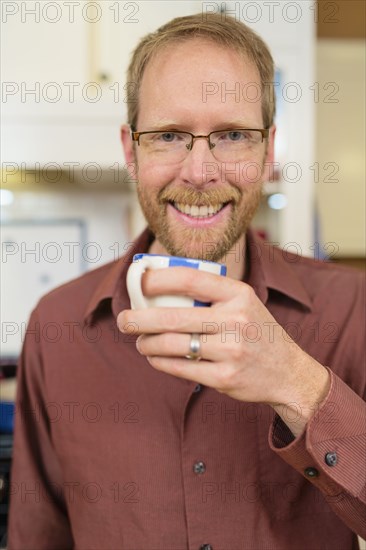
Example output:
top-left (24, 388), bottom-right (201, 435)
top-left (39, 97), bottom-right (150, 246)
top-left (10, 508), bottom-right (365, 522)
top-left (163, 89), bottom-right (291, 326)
top-left (98, 73), bottom-right (110, 82)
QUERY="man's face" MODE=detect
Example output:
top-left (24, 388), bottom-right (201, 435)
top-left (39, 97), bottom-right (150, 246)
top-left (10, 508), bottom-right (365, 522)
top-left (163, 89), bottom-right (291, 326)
top-left (122, 38), bottom-right (275, 262)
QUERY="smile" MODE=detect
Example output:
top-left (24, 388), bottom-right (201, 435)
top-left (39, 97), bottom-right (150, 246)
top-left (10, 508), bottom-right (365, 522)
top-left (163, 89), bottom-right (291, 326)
top-left (172, 202), bottom-right (227, 218)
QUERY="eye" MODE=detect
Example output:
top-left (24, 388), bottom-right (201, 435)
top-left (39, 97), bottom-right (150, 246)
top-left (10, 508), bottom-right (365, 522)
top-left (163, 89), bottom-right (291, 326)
top-left (227, 131), bottom-right (247, 141)
top-left (160, 132), bottom-right (179, 142)
top-left (214, 130), bottom-right (249, 144)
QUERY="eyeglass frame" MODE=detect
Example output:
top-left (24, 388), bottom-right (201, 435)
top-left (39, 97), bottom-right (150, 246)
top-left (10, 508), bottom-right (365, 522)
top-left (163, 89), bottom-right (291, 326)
top-left (130, 127), bottom-right (270, 152)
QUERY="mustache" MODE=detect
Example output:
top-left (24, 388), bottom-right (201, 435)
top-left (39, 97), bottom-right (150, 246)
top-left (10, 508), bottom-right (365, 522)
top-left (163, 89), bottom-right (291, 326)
top-left (159, 186), bottom-right (242, 206)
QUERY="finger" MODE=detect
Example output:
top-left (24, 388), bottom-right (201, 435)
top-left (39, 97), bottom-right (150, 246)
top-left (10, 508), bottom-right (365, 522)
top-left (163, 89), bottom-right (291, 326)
top-left (137, 333), bottom-right (193, 358)
top-left (137, 332), bottom-right (225, 362)
top-left (118, 307), bottom-right (220, 335)
top-left (136, 333), bottom-right (206, 360)
top-left (140, 267), bottom-right (245, 304)
top-left (146, 355), bottom-right (222, 388)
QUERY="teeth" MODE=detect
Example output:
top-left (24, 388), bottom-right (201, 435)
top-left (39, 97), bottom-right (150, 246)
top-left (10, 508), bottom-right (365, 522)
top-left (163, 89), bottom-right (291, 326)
top-left (174, 202), bottom-right (225, 217)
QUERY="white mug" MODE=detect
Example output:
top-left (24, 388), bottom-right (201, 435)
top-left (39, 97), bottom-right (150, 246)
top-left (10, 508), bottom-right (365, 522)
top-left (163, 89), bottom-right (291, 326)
top-left (126, 253), bottom-right (227, 309)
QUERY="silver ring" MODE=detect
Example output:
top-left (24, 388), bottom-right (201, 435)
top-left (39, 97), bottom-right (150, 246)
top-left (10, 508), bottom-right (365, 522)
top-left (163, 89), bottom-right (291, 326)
top-left (185, 333), bottom-right (202, 361)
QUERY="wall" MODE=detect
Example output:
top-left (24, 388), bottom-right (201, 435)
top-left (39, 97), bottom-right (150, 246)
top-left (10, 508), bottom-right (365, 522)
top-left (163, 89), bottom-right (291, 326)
top-left (315, 40), bottom-right (365, 257)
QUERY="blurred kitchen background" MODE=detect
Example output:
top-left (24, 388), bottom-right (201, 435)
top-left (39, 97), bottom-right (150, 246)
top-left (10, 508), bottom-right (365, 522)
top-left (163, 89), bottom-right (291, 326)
top-left (0, 1), bottom-right (365, 545)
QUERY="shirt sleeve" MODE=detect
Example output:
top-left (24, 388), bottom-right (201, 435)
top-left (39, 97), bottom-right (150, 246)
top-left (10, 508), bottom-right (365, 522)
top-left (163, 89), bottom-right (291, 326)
top-left (268, 368), bottom-right (366, 539)
top-left (7, 309), bottom-right (74, 550)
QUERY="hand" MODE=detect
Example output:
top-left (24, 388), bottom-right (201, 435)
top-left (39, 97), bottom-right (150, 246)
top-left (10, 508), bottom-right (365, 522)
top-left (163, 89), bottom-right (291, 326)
top-left (117, 267), bottom-right (330, 437)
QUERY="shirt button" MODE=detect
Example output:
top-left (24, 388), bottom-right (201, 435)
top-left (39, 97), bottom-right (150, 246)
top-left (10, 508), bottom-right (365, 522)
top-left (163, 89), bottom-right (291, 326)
top-left (325, 451), bottom-right (338, 466)
top-left (194, 384), bottom-right (202, 393)
top-left (193, 461), bottom-right (206, 474)
top-left (304, 467), bottom-right (319, 478)
top-left (200, 545), bottom-right (213, 550)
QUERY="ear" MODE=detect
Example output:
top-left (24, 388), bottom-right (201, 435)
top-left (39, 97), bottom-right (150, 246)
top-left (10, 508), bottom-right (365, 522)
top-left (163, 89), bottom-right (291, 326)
top-left (121, 124), bottom-right (138, 180)
top-left (262, 125), bottom-right (276, 182)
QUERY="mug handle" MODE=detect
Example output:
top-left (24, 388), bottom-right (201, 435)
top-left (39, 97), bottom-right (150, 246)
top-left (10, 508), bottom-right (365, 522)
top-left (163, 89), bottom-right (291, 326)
top-left (126, 257), bottom-right (151, 309)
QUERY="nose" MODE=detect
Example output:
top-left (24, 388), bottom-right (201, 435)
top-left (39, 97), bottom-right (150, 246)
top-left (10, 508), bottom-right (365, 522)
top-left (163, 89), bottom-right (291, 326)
top-left (179, 136), bottom-right (219, 187)
top-left (188, 135), bottom-right (214, 151)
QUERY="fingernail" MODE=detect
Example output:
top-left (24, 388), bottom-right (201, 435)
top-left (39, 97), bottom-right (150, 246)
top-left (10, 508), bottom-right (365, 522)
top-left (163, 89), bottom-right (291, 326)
top-left (136, 336), bottom-right (141, 353)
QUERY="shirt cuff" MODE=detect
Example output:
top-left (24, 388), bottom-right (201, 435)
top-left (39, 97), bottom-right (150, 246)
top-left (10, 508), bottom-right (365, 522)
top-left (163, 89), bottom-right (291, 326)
top-left (268, 367), bottom-right (366, 498)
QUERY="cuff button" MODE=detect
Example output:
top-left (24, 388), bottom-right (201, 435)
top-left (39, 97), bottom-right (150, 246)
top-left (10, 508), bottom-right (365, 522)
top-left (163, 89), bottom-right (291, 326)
top-left (325, 451), bottom-right (338, 467)
top-left (304, 467), bottom-right (319, 478)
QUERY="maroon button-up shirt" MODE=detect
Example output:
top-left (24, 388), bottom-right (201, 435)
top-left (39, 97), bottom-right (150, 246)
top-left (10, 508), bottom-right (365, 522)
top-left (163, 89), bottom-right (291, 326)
top-left (8, 228), bottom-right (366, 549)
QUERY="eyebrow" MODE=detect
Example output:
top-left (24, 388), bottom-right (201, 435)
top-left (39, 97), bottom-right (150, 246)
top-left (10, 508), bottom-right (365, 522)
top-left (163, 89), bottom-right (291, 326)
top-left (213, 121), bottom-right (262, 130)
top-left (144, 120), bottom-right (181, 131)
top-left (141, 121), bottom-right (263, 132)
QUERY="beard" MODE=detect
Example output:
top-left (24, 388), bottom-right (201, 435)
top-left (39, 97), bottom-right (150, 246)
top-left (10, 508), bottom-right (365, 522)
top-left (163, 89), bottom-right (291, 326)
top-left (136, 179), bottom-right (263, 262)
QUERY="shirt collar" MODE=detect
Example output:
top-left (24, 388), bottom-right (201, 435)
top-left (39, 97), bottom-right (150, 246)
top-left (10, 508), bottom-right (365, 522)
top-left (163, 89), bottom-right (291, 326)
top-left (83, 228), bottom-right (155, 324)
top-left (84, 227), bottom-right (313, 324)
top-left (246, 229), bottom-right (313, 311)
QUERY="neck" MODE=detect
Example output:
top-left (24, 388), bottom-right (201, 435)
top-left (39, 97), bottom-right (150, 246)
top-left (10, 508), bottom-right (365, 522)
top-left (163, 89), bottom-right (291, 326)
top-left (224, 234), bottom-right (247, 281)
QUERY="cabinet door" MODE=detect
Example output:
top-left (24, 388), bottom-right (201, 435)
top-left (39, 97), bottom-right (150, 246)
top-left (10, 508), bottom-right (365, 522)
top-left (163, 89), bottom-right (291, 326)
top-left (89, 1), bottom-right (206, 119)
top-left (1, 1), bottom-right (203, 165)
top-left (2, 2), bottom-right (88, 118)
top-left (2, 1), bottom-right (95, 164)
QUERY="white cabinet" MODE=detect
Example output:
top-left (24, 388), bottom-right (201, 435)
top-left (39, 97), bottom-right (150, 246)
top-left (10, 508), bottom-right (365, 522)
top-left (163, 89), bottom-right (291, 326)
top-left (2, 0), bottom-right (317, 251)
top-left (2, 1), bottom-right (203, 166)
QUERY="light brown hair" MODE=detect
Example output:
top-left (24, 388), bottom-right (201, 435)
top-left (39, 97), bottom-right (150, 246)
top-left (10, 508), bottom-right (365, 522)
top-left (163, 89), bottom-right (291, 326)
top-left (126, 12), bottom-right (276, 130)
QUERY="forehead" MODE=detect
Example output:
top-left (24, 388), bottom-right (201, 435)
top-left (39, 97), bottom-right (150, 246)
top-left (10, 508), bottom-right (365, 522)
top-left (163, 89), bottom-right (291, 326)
top-left (137, 38), bottom-right (263, 129)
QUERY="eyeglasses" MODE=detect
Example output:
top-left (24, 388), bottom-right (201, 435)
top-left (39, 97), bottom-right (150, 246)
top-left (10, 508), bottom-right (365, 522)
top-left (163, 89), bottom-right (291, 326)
top-left (131, 128), bottom-right (269, 163)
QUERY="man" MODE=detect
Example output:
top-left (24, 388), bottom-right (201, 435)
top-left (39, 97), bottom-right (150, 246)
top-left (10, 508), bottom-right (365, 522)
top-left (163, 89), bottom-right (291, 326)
top-left (8, 13), bottom-right (365, 550)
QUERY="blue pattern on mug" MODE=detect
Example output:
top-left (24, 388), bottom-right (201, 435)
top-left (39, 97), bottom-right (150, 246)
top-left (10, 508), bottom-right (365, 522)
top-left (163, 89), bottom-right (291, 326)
top-left (131, 253), bottom-right (226, 308)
